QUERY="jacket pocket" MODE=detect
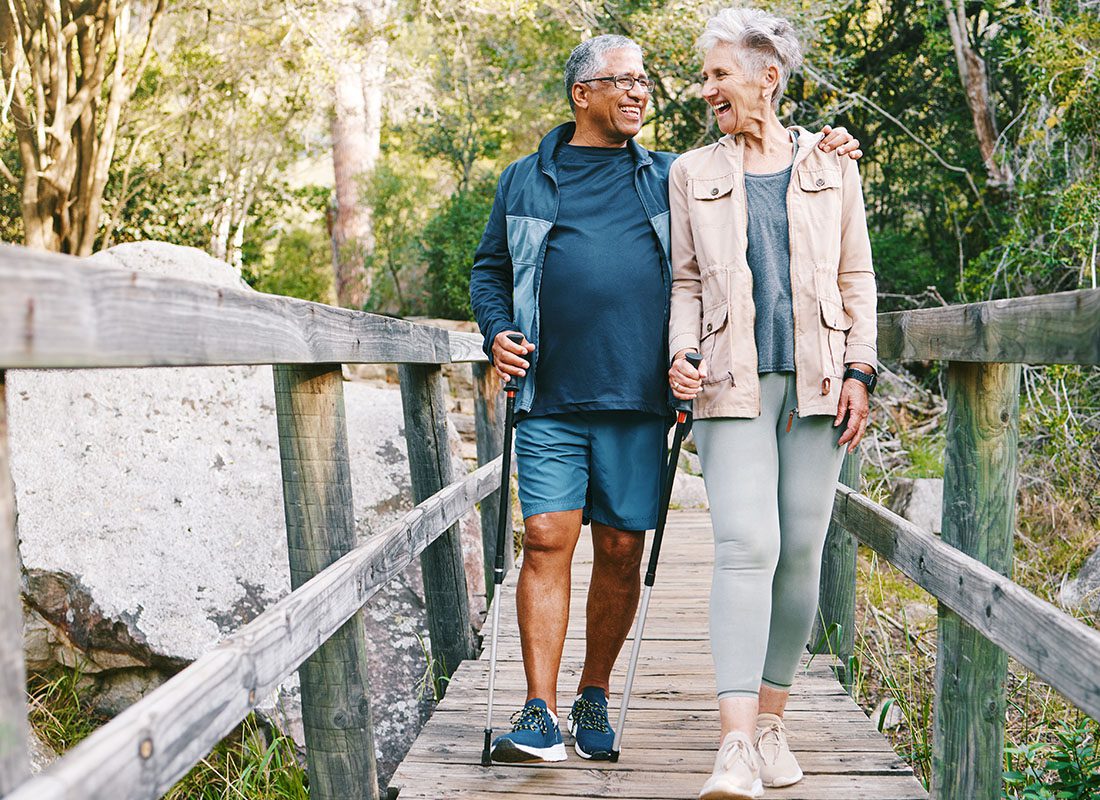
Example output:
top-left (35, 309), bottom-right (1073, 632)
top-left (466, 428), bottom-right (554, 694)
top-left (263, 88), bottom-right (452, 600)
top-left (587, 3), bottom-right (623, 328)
top-left (798, 168), bottom-right (842, 193)
top-left (818, 296), bottom-right (852, 378)
top-left (814, 268), bottom-right (851, 377)
top-left (699, 303), bottom-right (730, 384)
top-left (690, 173), bottom-right (736, 229)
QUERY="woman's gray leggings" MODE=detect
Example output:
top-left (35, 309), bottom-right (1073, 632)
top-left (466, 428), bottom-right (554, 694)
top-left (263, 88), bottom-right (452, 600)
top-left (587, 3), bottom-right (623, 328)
top-left (694, 372), bottom-right (847, 698)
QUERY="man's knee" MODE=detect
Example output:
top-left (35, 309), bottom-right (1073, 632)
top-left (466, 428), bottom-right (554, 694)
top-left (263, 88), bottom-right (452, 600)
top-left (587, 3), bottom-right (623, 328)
top-left (592, 525), bottom-right (644, 570)
top-left (522, 512), bottom-right (580, 559)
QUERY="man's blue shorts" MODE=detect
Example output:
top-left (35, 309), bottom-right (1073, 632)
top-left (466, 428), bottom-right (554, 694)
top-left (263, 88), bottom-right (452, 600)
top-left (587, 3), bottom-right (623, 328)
top-left (514, 411), bottom-right (666, 531)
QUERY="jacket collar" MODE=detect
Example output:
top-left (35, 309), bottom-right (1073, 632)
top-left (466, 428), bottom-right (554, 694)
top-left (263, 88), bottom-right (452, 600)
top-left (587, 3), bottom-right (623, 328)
top-left (537, 121), bottom-right (654, 177)
top-left (718, 125), bottom-right (823, 170)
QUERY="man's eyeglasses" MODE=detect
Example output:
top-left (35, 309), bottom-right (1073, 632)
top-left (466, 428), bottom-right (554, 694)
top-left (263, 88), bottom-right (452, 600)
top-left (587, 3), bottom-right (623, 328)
top-left (577, 74), bottom-right (656, 93)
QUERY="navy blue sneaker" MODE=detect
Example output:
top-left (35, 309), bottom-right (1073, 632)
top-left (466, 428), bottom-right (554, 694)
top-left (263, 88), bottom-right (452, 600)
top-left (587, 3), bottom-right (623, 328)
top-left (490, 699), bottom-right (567, 763)
top-left (568, 686), bottom-right (614, 760)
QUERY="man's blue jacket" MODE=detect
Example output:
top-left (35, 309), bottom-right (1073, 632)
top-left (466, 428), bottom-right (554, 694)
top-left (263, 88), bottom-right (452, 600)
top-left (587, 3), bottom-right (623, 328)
top-left (469, 122), bottom-right (678, 414)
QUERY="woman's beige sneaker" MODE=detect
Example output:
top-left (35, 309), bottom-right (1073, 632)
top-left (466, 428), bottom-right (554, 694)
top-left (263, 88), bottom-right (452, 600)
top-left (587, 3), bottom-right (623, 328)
top-left (754, 713), bottom-right (803, 787)
top-left (698, 731), bottom-right (764, 800)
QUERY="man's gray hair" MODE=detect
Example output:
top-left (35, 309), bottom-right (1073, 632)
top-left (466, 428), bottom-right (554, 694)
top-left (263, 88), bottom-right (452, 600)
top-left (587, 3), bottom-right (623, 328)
top-left (564, 34), bottom-right (644, 111)
top-left (697, 7), bottom-right (803, 110)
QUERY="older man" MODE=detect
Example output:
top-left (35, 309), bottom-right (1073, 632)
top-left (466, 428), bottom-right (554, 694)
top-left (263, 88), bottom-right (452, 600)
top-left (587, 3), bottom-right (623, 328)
top-left (470, 34), bottom-right (860, 764)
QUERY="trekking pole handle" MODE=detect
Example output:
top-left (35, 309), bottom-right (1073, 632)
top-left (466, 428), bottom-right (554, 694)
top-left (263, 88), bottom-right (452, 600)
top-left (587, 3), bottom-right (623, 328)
top-left (503, 332), bottom-right (526, 395)
top-left (673, 352), bottom-right (704, 416)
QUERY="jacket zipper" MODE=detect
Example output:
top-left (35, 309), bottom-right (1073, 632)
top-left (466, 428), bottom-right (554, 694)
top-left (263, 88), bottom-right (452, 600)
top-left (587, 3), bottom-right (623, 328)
top-left (786, 408), bottom-right (798, 433)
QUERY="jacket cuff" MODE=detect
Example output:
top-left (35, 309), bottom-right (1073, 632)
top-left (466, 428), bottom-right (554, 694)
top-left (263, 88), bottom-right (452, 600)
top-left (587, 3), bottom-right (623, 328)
top-left (483, 320), bottom-right (513, 363)
top-left (844, 342), bottom-right (878, 368)
top-left (669, 332), bottom-right (700, 363)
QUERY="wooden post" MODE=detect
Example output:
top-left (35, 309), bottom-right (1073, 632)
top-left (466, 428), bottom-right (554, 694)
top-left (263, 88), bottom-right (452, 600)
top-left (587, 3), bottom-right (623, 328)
top-left (274, 364), bottom-right (379, 800)
top-left (0, 372), bottom-right (30, 794)
top-left (811, 451), bottom-right (860, 689)
top-left (399, 364), bottom-right (477, 695)
top-left (932, 361), bottom-right (1020, 800)
top-left (473, 363), bottom-right (513, 601)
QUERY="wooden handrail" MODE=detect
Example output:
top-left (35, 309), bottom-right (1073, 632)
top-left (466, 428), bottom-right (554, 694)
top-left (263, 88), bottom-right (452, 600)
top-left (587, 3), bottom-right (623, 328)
top-left (5, 458), bottom-right (501, 800)
top-left (877, 289), bottom-right (1100, 365)
top-left (0, 246), bottom-right (463, 368)
top-left (830, 485), bottom-right (1100, 721)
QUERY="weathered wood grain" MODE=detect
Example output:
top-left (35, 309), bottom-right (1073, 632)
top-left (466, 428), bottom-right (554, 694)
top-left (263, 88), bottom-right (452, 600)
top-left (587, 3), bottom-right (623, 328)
top-left (399, 364), bottom-right (478, 695)
top-left (0, 245), bottom-right (450, 368)
top-left (877, 288), bottom-right (1100, 365)
top-left (5, 460), bottom-right (501, 800)
top-left (274, 364), bottom-right (378, 800)
top-left (0, 373), bottom-right (31, 794)
top-left (391, 516), bottom-right (928, 799)
top-left (810, 451), bottom-right (860, 686)
top-left (449, 331), bottom-right (489, 364)
top-left (932, 362), bottom-right (1019, 800)
top-left (832, 487), bottom-right (1100, 721)
top-left (473, 362), bottom-right (513, 599)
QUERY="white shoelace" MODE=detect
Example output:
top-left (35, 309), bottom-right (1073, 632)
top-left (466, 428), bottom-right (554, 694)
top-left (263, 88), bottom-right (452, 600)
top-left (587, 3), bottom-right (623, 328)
top-left (756, 721), bottom-right (785, 763)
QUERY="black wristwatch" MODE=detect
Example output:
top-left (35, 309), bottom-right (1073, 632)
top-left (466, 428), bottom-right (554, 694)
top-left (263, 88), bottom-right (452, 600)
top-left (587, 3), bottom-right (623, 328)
top-left (843, 366), bottom-right (878, 394)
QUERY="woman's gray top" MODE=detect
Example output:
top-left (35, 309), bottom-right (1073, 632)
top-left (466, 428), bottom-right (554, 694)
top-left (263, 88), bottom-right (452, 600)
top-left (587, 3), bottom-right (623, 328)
top-left (744, 157), bottom-right (796, 374)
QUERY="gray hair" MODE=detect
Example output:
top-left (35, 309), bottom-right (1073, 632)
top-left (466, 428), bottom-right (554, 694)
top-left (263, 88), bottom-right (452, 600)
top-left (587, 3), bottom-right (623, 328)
top-left (564, 35), bottom-right (644, 111)
top-left (697, 7), bottom-right (803, 110)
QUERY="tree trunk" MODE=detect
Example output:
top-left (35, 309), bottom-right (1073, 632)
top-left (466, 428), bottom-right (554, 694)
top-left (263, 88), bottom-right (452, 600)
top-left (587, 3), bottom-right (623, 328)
top-left (942, 0), bottom-right (1013, 188)
top-left (329, 0), bottom-right (389, 309)
top-left (0, 0), bottom-right (164, 255)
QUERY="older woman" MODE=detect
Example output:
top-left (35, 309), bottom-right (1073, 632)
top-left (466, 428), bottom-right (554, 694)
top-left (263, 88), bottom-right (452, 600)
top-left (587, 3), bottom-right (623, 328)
top-left (667, 8), bottom-right (878, 799)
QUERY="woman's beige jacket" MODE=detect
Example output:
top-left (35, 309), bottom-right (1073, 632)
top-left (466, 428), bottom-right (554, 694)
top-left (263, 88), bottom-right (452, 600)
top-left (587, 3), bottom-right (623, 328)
top-left (668, 127), bottom-right (877, 419)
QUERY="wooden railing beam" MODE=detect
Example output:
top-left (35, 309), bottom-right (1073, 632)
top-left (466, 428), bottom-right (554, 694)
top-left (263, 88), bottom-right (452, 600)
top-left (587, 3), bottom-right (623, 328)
top-left (399, 364), bottom-right (478, 696)
top-left (877, 288), bottom-right (1099, 365)
top-left (6, 461), bottom-right (501, 800)
top-left (811, 451), bottom-right (860, 688)
top-left (931, 362), bottom-right (1020, 800)
top-left (274, 364), bottom-right (379, 800)
top-left (0, 245), bottom-right (451, 369)
top-left (0, 372), bottom-right (31, 794)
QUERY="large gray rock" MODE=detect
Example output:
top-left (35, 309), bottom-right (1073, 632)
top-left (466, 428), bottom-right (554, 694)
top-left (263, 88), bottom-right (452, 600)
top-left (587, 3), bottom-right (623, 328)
top-left (886, 478), bottom-right (943, 534)
top-left (9, 242), bottom-right (484, 784)
top-left (1061, 548), bottom-right (1100, 614)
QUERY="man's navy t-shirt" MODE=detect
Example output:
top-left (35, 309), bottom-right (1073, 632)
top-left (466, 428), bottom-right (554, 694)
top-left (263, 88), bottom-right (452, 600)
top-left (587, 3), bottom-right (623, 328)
top-left (527, 144), bottom-right (667, 418)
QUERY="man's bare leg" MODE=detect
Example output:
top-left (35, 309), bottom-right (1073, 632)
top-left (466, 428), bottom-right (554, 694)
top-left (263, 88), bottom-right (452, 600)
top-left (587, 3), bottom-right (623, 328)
top-left (576, 523), bottom-right (645, 697)
top-left (517, 509), bottom-right (584, 716)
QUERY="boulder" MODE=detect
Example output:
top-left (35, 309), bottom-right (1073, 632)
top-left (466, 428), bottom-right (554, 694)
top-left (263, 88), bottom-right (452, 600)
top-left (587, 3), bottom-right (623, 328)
top-left (1061, 548), bottom-right (1100, 614)
top-left (8, 242), bottom-right (484, 783)
top-left (29, 730), bottom-right (58, 775)
top-left (886, 478), bottom-right (943, 534)
top-left (671, 473), bottom-right (709, 510)
top-left (870, 696), bottom-right (905, 731)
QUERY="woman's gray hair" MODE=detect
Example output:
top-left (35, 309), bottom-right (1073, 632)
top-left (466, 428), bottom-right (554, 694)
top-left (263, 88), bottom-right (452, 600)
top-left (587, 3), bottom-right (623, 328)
top-left (564, 34), bottom-right (644, 111)
top-left (697, 7), bottom-right (803, 110)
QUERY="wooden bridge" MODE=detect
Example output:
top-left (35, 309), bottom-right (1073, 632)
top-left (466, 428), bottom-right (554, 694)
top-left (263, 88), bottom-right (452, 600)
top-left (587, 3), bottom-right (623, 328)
top-left (0, 244), bottom-right (1098, 800)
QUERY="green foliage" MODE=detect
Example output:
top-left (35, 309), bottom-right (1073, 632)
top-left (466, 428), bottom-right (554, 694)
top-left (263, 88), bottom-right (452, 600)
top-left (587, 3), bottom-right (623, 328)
top-left (28, 666), bottom-right (309, 799)
top-left (421, 179), bottom-right (496, 320)
top-left (1004, 715), bottom-right (1100, 800)
top-left (27, 668), bottom-right (104, 753)
top-left (246, 227), bottom-right (334, 304)
top-left (365, 157), bottom-right (433, 316)
top-left (164, 715), bottom-right (310, 800)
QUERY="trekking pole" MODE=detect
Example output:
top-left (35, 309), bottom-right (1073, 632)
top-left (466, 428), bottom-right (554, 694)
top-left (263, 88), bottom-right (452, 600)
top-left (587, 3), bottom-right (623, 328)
top-left (482, 332), bottom-right (525, 767)
top-left (609, 351), bottom-right (703, 763)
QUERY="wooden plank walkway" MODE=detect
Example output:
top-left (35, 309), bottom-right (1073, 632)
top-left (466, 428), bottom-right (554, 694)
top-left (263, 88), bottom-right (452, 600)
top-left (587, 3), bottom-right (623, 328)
top-left (391, 510), bottom-right (928, 799)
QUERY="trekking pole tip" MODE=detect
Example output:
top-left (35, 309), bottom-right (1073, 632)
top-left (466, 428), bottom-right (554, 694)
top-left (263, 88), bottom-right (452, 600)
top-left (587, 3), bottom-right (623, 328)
top-left (609, 749), bottom-right (620, 763)
top-left (481, 729), bottom-right (493, 766)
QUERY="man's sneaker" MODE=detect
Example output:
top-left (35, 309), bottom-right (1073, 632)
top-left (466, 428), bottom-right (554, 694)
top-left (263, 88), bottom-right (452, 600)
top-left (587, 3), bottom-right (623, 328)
top-left (489, 699), bottom-right (567, 763)
top-left (698, 731), bottom-right (764, 800)
top-left (754, 712), bottom-right (803, 787)
top-left (567, 686), bottom-right (614, 760)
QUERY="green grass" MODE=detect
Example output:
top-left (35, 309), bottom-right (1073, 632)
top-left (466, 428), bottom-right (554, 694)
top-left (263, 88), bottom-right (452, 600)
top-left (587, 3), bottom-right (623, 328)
top-left (27, 668), bottom-right (310, 799)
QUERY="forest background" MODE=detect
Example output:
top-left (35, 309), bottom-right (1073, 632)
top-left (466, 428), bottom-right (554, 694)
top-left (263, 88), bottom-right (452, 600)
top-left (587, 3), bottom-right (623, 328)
top-left (1, 0), bottom-right (1098, 797)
